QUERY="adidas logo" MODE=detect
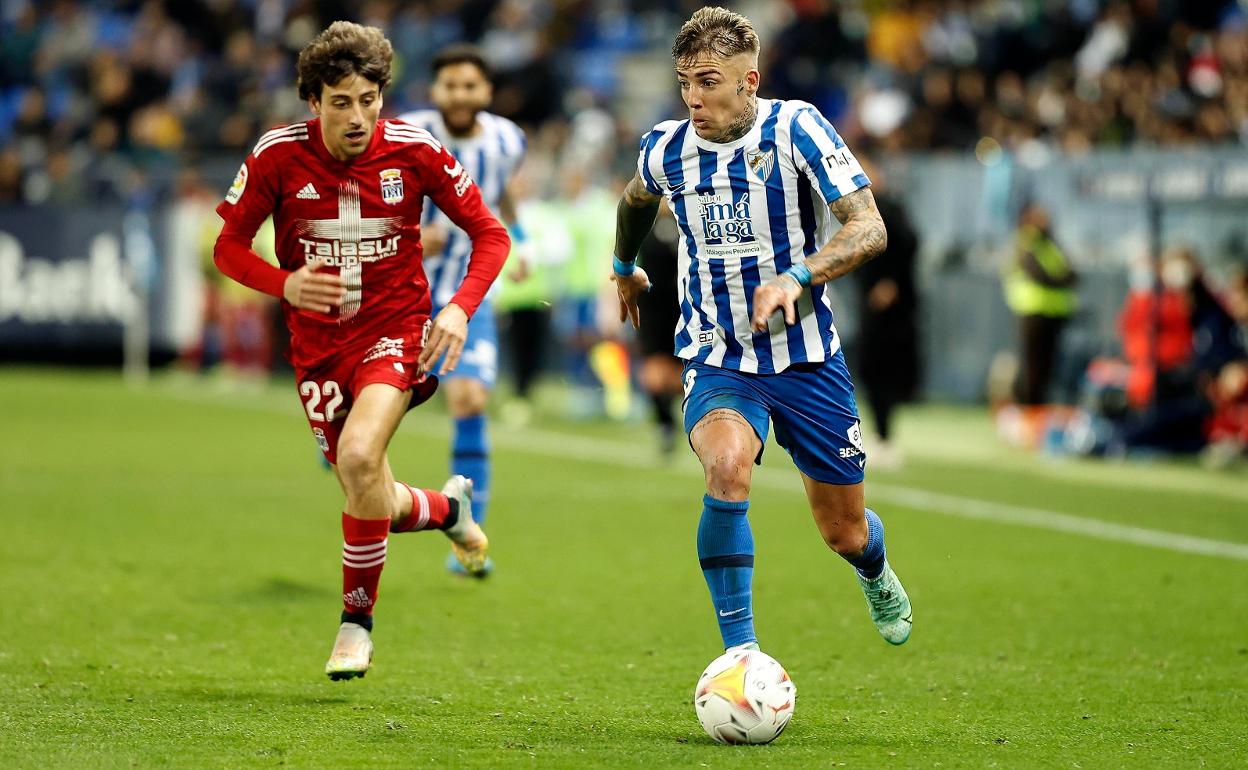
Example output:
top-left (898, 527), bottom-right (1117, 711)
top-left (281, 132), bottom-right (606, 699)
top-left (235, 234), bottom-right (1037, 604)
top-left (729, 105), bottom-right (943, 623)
top-left (343, 587), bottom-right (371, 608)
top-left (296, 183), bottom-right (320, 200)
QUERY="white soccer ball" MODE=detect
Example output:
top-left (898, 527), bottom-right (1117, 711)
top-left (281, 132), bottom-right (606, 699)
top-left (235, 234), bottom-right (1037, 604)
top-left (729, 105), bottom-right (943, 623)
top-left (693, 648), bottom-right (796, 744)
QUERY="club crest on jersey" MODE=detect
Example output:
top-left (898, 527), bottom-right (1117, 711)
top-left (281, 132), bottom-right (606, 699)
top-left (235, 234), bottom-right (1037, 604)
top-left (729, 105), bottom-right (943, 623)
top-left (379, 168), bottom-right (404, 205)
top-left (747, 148), bottom-right (775, 182)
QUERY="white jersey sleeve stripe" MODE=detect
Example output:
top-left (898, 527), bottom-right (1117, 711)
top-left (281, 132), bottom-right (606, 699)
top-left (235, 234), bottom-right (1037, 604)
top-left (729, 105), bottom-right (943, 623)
top-left (253, 124), bottom-right (309, 156)
top-left (254, 133), bottom-right (309, 157)
top-left (638, 131), bottom-right (663, 195)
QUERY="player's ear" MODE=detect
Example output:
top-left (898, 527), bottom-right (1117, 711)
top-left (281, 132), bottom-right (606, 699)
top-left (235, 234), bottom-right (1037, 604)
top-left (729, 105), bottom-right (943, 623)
top-left (745, 67), bottom-right (760, 96)
top-left (308, 95), bottom-right (321, 117)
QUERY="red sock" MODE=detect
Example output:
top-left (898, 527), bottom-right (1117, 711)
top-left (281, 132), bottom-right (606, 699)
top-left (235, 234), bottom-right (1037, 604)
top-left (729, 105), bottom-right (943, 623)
top-left (390, 485), bottom-right (454, 533)
top-left (341, 514), bottom-right (389, 617)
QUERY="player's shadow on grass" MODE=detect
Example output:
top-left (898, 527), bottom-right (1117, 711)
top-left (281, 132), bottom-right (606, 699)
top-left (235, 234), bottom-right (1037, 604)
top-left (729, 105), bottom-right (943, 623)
top-left (232, 576), bottom-right (331, 606)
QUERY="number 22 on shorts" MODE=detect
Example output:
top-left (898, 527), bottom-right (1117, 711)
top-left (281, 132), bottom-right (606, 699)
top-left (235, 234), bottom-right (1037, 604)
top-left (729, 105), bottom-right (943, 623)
top-left (300, 380), bottom-right (344, 422)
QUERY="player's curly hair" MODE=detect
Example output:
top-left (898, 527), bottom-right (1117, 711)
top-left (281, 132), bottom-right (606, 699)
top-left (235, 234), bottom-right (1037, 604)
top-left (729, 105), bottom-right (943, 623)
top-left (671, 7), bottom-right (760, 66)
top-left (296, 21), bottom-right (394, 101)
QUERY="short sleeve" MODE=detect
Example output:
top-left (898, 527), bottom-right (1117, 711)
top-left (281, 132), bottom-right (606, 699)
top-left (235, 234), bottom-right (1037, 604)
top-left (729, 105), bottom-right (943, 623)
top-left (789, 108), bottom-right (871, 205)
top-left (507, 121), bottom-right (527, 177)
top-left (636, 131), bottom-right (664, 196)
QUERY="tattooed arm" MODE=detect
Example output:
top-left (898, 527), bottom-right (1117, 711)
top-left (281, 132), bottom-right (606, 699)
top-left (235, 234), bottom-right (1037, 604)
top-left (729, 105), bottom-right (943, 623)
top-left (806, 187), bottom-right (888, 283)
top-left (614, 173), bottom-right (662, 264)
top-left (750, 187), bottom-right (888, 331)
top-left (612, 172), bottom-right (661, 328)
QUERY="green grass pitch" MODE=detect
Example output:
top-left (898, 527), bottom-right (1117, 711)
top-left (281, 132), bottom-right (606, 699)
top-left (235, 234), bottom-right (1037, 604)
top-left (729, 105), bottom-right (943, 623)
top-left (1, 368), bottom-right (1245, 767)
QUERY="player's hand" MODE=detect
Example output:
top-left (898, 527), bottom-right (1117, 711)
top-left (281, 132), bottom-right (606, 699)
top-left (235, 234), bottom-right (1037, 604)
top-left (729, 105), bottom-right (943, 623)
top-left (419, 302), bottom-right (469, 376)
top-left (867, 278), bottom-right (899, 311)
top-left (612, 267), bottom-right (651, 329)
top-left (751, 274), bottom-right (803, 331)
top-left (283, 260), bottom-right (345, 314)
top-left (421, 223), bottom-right (448, 258)
top-left (506, 243), bottom-right (532, 283)
top-left (507, 260), bottom-right (530, 282)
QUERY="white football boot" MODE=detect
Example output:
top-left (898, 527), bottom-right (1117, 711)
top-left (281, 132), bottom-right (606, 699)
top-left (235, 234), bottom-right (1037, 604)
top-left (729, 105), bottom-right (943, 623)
top-left (325, 621), bottom-right (373, 680)
top-left (441, 475), bottom-right (490, 576)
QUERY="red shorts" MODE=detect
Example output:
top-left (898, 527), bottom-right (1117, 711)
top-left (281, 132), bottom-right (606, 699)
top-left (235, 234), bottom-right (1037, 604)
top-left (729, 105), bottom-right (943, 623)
top-left (293, 329), bottom-right (438, 464)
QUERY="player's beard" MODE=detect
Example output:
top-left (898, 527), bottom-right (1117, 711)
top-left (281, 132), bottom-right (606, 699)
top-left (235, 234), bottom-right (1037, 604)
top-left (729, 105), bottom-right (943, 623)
top-left (709, 97), bottom-right (757, 144)
top-left (442, 107), bottom-right (479, 137)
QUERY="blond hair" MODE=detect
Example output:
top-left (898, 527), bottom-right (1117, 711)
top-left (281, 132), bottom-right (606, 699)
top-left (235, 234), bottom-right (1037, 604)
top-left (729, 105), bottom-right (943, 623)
top-left (671, 7), bottom-right (760, 65)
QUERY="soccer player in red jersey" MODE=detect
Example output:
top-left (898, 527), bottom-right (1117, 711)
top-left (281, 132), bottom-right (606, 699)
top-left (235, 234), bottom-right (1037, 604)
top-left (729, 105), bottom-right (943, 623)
top-left (213, 22), bottom-right (510, 680)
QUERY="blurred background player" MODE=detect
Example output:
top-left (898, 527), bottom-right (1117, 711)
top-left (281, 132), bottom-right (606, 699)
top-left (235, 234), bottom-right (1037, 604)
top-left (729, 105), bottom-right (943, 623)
top-left (497, 160), bottom-right (574, 422)
top-left (400, 45), bottom-right (526, 577)
top-left (612, 7), bottom-right (912, 656)
top-left (213, 22), bottom-right (508, 680)
top-left (634, 203), bottom-right (684, 457)
top-left (851, 158), bottom-right (921, 470)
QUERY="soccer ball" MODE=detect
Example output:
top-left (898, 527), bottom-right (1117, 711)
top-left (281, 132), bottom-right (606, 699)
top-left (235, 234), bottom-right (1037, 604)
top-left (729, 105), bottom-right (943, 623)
top-left (693, 648), bottom-right (796, 744)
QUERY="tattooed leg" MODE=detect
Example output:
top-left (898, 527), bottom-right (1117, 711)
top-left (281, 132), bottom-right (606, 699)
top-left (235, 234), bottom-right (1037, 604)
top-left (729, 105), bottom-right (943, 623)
top-left (690, 408), bottom-right (762, 501)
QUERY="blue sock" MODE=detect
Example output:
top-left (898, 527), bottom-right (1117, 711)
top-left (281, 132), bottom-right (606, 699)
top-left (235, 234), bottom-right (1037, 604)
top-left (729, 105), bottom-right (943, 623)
top-left (846, 508), bottom-right (886, 579)
top-left (697, 495), bottom-right (756, 648)
top-left (451, 414), bottom-right (490, 525)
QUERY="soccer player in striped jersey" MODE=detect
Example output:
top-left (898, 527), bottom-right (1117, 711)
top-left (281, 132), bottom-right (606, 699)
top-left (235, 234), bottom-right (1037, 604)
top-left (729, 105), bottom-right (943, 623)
top-left (214, 23), bottom-right (509, 679)
top-left (399, 46), bottom-right (527, 576)
top-left (612, 7), bottom-right (914, 654)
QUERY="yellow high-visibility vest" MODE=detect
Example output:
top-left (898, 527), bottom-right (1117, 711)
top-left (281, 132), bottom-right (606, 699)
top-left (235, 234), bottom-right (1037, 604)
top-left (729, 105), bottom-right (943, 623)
top-left (1004, 225), bottom-right (1075, 317)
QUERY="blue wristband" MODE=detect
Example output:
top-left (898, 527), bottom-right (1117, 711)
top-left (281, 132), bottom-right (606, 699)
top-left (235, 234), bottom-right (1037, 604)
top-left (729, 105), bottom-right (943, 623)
top-left (508, 222), bottom-right (528, 243)
top-left (783, 263), bottom-right (812, 287)
top-left (613, 255), bottom-right (636, 276)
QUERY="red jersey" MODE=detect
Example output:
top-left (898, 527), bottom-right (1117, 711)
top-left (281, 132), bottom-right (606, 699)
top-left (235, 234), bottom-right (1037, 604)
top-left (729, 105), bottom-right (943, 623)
top-left (214, 118), bottom-right (509, 368)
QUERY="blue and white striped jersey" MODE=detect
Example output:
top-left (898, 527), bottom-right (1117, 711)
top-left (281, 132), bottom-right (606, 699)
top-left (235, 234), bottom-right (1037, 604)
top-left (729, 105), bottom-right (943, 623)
top-left (398, 109), bottom-right (526, 306)
top-left (637, 98), bottom-right (870, 374)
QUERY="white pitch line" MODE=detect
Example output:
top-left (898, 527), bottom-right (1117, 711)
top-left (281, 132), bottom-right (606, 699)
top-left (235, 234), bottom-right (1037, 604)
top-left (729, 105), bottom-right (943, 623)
top-left (483, 422), bottom-right (1248, 563)
top-left (860, 484), bottom-right (1248, 562)
top-left (159, 384), bottom-right (1248, 562)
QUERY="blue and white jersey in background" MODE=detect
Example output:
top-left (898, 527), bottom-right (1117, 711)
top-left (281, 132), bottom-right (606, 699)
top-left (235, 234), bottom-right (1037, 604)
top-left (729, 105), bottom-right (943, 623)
top-left (399, 109), bottom-right (526, 306)
top-left (637, 98), bottom-right (870, 374)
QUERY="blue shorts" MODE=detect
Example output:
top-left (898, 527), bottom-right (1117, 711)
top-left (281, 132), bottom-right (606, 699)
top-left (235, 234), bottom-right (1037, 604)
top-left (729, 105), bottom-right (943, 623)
top-left (431, 298), bottom-right (498, 387)
top-left (681, 351), bottom-right (866, 485)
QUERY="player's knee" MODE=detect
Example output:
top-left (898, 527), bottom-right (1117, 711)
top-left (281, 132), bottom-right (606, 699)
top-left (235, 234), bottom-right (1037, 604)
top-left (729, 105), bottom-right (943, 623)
top-left (335, 438), bottom-right (382, 486)
top-left (447, 382), bottom-right (489, 417)
top-left (817, 515), bottom-right (868, 556)
top-left (702, 448), bottom-right (754, 499)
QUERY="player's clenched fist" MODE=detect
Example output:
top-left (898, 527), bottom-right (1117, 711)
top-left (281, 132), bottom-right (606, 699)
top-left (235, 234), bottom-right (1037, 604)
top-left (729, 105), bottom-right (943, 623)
top-left (284, 260), bottom-right (346, 314)
top-left (751, 274), bottom-right (803, 331)
top-left (420, 302), bottom-right (469, 375)
top-left (612, 267), bottom-right (651, 329)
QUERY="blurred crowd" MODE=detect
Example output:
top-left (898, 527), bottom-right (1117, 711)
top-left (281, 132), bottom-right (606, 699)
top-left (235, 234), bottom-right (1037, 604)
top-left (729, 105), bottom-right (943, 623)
top-left (996, 234), bottom-right (1248, 466)
top-left (3, 0), bottom-right (1248, 207)
top-left (844, 0), bottom-right (1248, 155)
